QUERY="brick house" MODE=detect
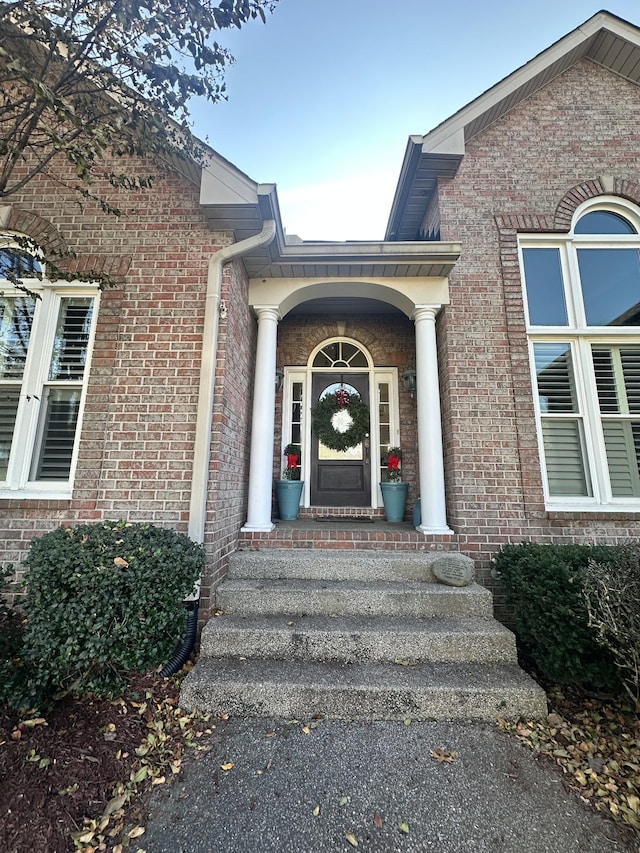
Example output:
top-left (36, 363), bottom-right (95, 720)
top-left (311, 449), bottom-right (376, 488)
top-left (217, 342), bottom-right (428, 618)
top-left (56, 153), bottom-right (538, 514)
top-left (2, 9), bottom-right (640, 628)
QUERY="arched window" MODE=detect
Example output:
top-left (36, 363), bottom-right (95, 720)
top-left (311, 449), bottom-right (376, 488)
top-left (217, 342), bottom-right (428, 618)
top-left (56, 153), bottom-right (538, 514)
top-left (0, 248), bottom-right (43, 277)
top-left (519, 199), bottom-right (640, 507)
top-left (0, 237), bottom-right (98, 494)
top-left (312, 340), bottom-right (368, 368)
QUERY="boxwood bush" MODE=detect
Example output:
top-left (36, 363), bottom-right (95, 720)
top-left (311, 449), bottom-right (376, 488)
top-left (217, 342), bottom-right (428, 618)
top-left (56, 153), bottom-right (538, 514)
top-left (495, 542), bottom-right (623, 691)
top-left (0, 564), bottom-right (23, 705)
top-left (12, 520), bottom-right (204, 709)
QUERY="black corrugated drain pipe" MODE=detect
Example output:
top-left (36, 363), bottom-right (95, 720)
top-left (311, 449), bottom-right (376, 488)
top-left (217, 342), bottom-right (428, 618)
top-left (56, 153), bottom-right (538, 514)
top-left (160, 600), bottom-right (199, 677)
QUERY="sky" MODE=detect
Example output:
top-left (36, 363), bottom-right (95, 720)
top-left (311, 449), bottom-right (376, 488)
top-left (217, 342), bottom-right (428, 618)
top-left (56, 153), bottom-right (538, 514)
top-left (190, 0), bottom-right (640, 242)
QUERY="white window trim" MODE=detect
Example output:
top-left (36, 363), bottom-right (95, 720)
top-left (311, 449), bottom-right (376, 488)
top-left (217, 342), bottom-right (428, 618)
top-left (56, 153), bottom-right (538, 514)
top-left (0, 279), bottom-right (100, 500)
top-left (520, 198), bottom-right (640, 512)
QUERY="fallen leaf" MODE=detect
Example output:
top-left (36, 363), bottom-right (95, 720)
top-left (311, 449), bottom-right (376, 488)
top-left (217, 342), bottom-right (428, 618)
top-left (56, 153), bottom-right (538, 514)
top-left (403, 718), bottom-right (412, 726)
top-left (132, 766), bottom-right (148, 783)
top-left (302, 726), bottom-right (311, 735)
top-left (23, 718), bottom-right (47, 728)
top-left (313, 805), bottom-right (320, 817)
top-left (128, 826), bottom-right (145, 839)
top-left (104, 793), bottom-right (127, 816)
top-left (220, 762), bottom-right (234, 771)
top-left (373, 812), bottom-right (383, 828)
top-left (345, 831), bottom-right (358, 847)
top-left (113, 557), bottom-right (129, 567)
top-left (430, 748), bottom-right (458, 764)
top-left (339, 796), bottom-right (350, 806)
top-left (398, 821), bottom-right (410, 834)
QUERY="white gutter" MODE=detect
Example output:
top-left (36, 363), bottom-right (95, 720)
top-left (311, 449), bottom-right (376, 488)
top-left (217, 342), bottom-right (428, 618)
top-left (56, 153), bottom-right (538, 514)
top-left (187, 220), bottom-right (276, 596)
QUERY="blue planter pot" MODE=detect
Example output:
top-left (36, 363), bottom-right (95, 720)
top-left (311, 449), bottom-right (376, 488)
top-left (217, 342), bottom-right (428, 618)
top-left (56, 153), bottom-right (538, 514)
top-left (276, 480), bottom-right (304, 520)
top-left (380, 482), bottom-right (409, 523)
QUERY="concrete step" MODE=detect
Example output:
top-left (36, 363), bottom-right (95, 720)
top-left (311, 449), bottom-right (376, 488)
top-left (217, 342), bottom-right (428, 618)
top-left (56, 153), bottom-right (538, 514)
top-left (216, 578), bottom-right (493, 618)
top-left (229, 548), bottom-right (447, 582)
top-left (200, 614), bottom-right (518, 664)
top-left (179, 658), bottom-right (547, 722)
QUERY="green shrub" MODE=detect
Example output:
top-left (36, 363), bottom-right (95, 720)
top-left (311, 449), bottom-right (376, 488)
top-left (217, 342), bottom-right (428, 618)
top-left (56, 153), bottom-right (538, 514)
top-left (495, 542), bottom-right (623, 690)
top-left (0, 564), bottom-right (24, 705)
top-left (12, 521), bottom-right (203, 709)
top-left (583, 547), bottom-right (640, 703)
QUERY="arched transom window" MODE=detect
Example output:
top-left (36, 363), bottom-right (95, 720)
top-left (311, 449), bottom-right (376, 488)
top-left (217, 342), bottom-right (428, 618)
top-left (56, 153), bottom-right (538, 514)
top-left (312, 341), bottom-right (368, 368)
top-left (519, 199), bottom-right (640, 508)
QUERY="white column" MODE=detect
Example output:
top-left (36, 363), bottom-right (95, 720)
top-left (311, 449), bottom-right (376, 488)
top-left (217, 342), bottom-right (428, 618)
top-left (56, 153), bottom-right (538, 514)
top-left (412, 306), bottom-right (453, 534)
top-left (242, 306), bottom-right (280, 531)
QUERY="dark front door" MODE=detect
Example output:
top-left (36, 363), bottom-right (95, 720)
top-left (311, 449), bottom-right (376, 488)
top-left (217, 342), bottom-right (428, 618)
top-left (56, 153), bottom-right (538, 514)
top-left (311, 373), bottom-right (370, 506)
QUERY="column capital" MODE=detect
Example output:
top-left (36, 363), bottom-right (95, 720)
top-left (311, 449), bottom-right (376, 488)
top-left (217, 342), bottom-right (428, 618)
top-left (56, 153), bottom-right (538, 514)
top-left (253, 305), bottom-right (281, 323)
top-left (411, 304), bottom-right (441, 324)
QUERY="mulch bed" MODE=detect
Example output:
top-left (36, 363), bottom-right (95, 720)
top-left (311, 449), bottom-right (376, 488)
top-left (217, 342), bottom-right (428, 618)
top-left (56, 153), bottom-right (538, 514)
top-left (0, 672), bottom-right (213, 853)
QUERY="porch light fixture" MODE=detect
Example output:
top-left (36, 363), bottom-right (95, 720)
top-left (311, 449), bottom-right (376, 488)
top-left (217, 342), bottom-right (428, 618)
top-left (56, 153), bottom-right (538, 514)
top-left (402, 361), bottom-right (417, 398)
top-left (275, 367), bottom-right (284, 393)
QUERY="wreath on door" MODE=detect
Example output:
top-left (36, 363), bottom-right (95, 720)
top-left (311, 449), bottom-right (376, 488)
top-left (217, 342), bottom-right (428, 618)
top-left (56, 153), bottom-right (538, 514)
top-left (312, 388), bottom-right (370, 452)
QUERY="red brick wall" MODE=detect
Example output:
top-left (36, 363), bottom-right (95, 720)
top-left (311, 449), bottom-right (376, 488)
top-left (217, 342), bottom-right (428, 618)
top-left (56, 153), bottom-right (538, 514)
top-left (0, 156), bottom-right (254, 609)
top-left (435, 59), bottom-right (640, 612)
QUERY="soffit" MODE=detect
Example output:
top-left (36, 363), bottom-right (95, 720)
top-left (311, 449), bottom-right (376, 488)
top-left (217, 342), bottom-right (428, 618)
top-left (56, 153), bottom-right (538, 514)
top-left (386, 12), bottom-right (640, 242)
top-left (242, 239), bottom-right (460, 279)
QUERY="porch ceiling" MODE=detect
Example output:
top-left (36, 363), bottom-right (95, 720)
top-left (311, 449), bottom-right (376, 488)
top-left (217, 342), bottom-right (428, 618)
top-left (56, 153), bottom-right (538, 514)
top-left (287, 297), bottom-right (406, 317)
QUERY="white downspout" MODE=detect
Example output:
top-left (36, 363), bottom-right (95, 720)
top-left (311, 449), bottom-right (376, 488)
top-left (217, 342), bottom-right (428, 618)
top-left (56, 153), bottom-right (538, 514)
top-left (187, 219), bottom-right (276, 598)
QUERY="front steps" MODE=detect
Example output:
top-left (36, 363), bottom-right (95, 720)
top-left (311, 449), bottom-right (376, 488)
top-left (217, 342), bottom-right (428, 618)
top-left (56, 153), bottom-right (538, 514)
top-left (180, 549), bottom-right (547, 721)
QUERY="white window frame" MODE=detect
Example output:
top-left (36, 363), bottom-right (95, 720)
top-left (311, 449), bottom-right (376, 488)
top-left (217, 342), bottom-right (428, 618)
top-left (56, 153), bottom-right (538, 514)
top-left (520, 196), bottom-right (640, 511)
top-left (0, 278), bottom-right (100, 499)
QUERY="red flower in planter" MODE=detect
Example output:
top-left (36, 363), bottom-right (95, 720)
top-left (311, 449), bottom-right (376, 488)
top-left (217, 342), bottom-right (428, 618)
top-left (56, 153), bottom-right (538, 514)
top-left (386, 446), bottom-right (403, 482)
top-left (283, 444), bottom-right (301, 481)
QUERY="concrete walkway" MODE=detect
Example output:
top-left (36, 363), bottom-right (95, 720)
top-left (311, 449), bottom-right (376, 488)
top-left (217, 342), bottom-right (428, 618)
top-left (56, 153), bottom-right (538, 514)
top-left (141, 717), bottom-right (634, 853)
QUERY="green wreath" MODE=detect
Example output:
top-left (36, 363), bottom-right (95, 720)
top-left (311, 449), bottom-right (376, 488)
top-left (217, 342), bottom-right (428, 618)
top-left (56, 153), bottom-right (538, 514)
top-left (312, 391), bottom-right (370, 452)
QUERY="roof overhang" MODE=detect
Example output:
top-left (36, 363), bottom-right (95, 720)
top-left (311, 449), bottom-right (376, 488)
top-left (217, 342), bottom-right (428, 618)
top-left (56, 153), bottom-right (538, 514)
top-left (200, 160), bottom-right (460, 279)
top-left (385, 11), bottom-right (640, 241)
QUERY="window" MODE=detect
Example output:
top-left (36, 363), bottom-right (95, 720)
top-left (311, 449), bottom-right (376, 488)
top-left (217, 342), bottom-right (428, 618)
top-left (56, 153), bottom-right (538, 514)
top-left (520, 200), bottom-right (640, 508)
top-left (0, 255), bottom-right (98, 496)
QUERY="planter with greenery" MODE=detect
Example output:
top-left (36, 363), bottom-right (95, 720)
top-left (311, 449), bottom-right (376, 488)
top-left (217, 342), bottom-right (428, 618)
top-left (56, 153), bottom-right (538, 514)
top-left (276, 443), bottom-right (304, 520)
top-left (380, 446), bottom-right (409, 523)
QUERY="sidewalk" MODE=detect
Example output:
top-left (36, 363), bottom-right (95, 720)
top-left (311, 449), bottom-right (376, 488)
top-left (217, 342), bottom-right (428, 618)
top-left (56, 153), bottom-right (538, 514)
top-left (141, 717), bottom-right (634, 853)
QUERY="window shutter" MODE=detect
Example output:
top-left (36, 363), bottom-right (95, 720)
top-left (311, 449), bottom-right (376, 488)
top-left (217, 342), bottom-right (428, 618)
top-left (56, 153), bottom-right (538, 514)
top-left (32, 389), bottom-right (81, 480)
top-left (0, 388), bottom-right (20, 480)
top-left (602, 421), bottom-right (640, 497)
top-left (592, 348), bottom-right (619, 413)
top-left (542, 419), bottom-right (589, 496)
top-left (534, 344), bottom-right (577, 412)
top-left (620, 350), bottom-right (640, 413)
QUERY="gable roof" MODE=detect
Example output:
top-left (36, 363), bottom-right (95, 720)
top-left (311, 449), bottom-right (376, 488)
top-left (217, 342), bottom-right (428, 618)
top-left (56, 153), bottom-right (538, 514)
top-left (385, 10), bottom-right (640, 242)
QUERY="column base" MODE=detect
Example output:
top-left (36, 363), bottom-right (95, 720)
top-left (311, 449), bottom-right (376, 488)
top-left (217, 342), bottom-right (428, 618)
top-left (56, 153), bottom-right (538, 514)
top-left (241, 521), bottom-right (276, 533)
top-left (416, 524), bottom-right (454, 535)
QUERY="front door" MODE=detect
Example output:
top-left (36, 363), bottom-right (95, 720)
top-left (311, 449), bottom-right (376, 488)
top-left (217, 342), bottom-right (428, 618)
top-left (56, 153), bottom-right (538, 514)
top-left (311, 372), bottom-right (370, 506)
